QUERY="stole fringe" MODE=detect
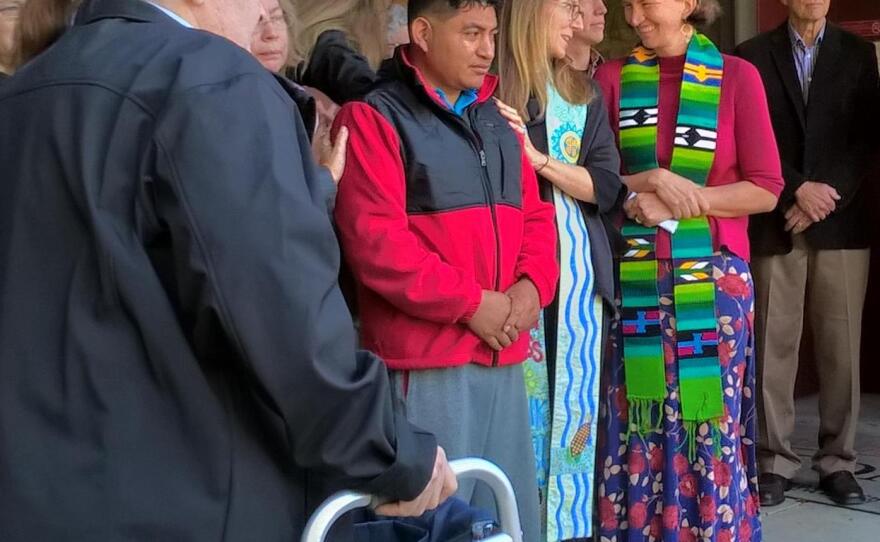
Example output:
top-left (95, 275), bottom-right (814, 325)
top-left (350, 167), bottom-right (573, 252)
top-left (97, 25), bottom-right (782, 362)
top-left (681, 418), bottom-right (724, 463)
top-left (626, 400), bottom-right (725, 464)
top-left (626, 398), bottom-right (662, 438)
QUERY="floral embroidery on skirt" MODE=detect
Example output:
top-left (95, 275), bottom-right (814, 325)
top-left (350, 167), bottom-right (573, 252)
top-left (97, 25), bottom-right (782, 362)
top-left (597, 253), bottom-right (761, 542)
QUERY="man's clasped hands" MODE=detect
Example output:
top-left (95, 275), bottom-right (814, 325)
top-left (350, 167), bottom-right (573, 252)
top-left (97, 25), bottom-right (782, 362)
top-left (467, 280), bottom-right (541, 352)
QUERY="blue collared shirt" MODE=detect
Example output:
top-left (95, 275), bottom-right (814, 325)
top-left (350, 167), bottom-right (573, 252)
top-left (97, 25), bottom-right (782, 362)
top-left (435, 88), bottom-right (479, 116)
top-left (788, 21), bottom-right (825, 103)
top-left (145, 1), bottom-right (193, 28)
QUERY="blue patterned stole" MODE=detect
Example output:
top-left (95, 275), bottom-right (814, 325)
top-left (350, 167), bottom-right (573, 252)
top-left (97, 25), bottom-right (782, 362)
top-left (524, 84), bottom-right (604, 541)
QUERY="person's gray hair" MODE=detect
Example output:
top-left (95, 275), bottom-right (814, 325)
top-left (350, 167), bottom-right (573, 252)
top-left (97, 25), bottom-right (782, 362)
top-left (687, 0), bottom-right (722, 28)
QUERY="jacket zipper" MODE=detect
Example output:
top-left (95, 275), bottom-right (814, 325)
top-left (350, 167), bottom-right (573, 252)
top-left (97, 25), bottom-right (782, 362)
top-left (466, 111), bottom-right (502, 367)
top-left (476, 150), bottom-right (501, 291)
top-left (444, 106), bottom-right (503, 366)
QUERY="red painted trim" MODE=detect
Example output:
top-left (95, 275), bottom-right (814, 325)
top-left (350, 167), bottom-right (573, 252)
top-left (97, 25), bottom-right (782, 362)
top-left (757, 0), bottom-right (788, 33)
top-left (838, 19), bottom-right (880, 39)
top-left (757, 0), bottom-right (880, 38)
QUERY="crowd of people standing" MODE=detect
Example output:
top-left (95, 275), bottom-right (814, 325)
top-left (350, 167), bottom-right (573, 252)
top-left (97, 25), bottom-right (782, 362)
top-left (0, 0), bottom-right (877, 541)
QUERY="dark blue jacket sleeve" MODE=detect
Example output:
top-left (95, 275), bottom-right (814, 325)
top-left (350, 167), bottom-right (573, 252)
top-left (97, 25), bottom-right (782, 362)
top-left (583, 86), bottom-right (625, 215)
top-left (150, 72), bottom-right (435, 500)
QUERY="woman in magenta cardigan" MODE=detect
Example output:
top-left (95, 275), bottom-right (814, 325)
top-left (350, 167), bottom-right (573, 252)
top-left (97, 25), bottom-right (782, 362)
top-left (594, 1), bottom-right (783, 541)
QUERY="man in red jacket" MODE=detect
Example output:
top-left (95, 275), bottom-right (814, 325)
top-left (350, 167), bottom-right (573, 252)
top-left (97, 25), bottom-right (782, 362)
top-left (332, 1), bottom-right (558, 539)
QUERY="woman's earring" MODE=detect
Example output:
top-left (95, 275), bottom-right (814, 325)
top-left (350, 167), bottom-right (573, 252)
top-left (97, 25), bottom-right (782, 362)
top-left (681, 22), bottom-right (694, 43)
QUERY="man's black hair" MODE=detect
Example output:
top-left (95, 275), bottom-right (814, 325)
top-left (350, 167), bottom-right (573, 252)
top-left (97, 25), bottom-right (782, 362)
top-left (407, 0), bottom-right (501, 24)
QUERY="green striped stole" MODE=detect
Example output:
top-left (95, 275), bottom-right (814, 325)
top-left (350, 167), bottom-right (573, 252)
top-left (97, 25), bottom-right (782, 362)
top-left (618, 33), bottom-right (724, 459)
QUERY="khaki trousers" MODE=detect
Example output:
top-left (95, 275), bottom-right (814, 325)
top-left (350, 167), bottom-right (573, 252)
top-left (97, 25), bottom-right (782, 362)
top-left (752, 234), bottom-right (870, 478)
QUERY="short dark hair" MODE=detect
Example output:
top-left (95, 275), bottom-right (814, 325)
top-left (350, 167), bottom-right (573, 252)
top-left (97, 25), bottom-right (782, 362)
top-left (407, 0), bottom-right (501, 24)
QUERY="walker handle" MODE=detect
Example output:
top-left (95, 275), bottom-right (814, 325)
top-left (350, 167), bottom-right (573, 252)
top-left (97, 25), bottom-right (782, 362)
top-left (300, 457), bottom-right (522, 542)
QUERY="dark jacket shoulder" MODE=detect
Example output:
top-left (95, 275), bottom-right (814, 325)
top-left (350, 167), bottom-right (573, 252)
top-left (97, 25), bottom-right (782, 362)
top-left (5, 12), bottom-right (278, 118)
top-left (734, 26), bottom-right (778, 60)
top-left (834, 23), bottom-right (877, 52)
top-left (297, 29), bottom-right (378, 104)
top-left (735, 21), bottom-right (876, 60)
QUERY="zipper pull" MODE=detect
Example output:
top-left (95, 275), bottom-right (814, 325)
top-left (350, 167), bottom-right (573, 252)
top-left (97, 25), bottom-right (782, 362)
top-left (479, 150), bottom-right (487, 167)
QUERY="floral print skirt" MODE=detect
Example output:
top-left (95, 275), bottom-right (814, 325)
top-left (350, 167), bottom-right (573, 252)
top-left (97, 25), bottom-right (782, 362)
top-left (597, 253), bottom-right (761, 542)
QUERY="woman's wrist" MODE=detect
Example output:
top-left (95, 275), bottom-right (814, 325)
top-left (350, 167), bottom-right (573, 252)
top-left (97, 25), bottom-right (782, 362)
top-left (699, 186), bottom-right (715, 216)
top-left (625, 171), bottom-right (657, 193)
top-left (534, 153), bottom-right (551, 173)
top-left (646, 169), bottom-right (663, 191)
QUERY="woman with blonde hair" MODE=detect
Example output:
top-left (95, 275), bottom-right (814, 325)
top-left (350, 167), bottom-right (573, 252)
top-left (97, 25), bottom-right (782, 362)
top-left (496, 1), bottom-right (624, 540)
top-left (251, 0), bottom-right (302, 74)
top-left (294, 0), bottom-right (392, 104)
top-left (594, 1), bottom-right (783, 540)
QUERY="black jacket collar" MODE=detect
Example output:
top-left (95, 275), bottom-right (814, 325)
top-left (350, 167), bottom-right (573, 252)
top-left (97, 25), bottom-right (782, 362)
top-left (378, 45), bottom-right (498, 112)
top-left (74, 0), bottom-right (177, 26)
top-left (273, 74), bottom-right (317, 139)
top-left (769, 22), bottom-right (806, 128)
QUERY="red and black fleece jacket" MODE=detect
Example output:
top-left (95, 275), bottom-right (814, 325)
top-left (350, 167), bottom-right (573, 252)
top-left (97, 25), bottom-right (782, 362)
top-left (332, 48), bottom-right (559, 371)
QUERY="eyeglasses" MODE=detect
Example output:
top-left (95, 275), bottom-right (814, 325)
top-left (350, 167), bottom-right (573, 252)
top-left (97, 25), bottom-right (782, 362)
top-left (254, 11), bottom-right (288, 34)
top-left (557, 1), bottom-right (584, 22)
top-left (0, 1), bottom-right (23, 20)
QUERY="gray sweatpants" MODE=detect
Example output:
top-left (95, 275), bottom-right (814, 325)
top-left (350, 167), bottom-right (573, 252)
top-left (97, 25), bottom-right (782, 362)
top-left (392, 363), bottom-right (541, 542)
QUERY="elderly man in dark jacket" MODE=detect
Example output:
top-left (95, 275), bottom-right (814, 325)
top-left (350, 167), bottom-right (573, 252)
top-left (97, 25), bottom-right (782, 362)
top-left (0, 0), bottom-right (455, 539)
top-left (735, 0), bottom-right (879, 508)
